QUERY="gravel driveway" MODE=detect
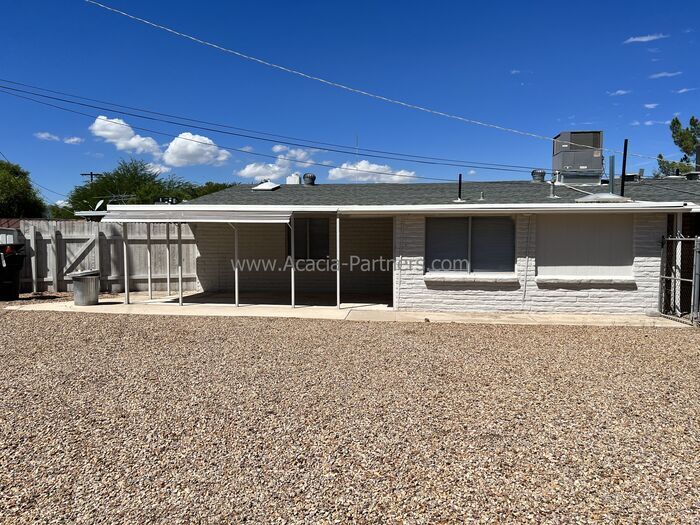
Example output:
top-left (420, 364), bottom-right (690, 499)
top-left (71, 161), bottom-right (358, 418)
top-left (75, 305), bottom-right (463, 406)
top-left (1, 310), bottom-right (699, 523)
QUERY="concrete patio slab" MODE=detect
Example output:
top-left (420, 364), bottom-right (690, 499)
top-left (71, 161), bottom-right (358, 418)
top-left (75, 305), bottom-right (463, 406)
top-left (4, 292), bottom-right (687, 327)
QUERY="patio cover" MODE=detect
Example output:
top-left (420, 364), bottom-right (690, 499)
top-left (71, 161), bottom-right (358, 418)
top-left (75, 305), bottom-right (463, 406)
top-left (100, 207), bottom-right (291, 224)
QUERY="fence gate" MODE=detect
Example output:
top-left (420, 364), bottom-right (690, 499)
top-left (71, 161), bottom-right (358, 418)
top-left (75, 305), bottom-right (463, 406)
top-left (659, 236), bottom-right (700, 325)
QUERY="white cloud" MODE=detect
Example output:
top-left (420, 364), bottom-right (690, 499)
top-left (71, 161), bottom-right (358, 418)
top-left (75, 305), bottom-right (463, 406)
top-left (283, 147), bottom-right (313, 167)
top-left (162, 132), bottom-right (231, 167)
top-left (510, 69), bottom-right (521, 75)
top-left (240, 145), bottom-right (254, 152)
top-left (673, 87), bottom-right (696, 94)
top-left (649, 71), bottom-right (682, 79)
top-left (236, 145), bottom-right (317, 181)
top-left (630, 120), bottom-right (641, 126)
top-left (608, 89), bottom-right (631, 96)
top-left (146, 162), bottom-right (171, 174)
top-left (34, 131), bottom-right (59, 141)
top-left (623, 33), bottom-right (669, 44)
top-left (643, 103), bottom-right (658, 109)
top-left (328, 160), bottom-right (415, 183)
top-left (54, 199), bottom-right (69, 208)
top-left (467, 169), bottom-right (477, 176)
top-left (237, 161), bottom-right (291, 181)
top-left (643, 120), bottom-right (671, 126)
top-left (89, 116), bottom-right (234, 169)
top-left (89, 116), bottom-right (161, 156)
top-left (63, 136), bottom-right (84, 145)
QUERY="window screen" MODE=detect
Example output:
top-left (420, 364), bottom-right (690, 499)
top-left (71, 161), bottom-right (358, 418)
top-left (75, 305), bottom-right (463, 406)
top-left (425, 216), bottom-right (515, 272)
top-left (289, 218), bottom-right (329, 260)
top-left (425, 218), bottom-right (469, 272)
top-left (471, 217), bottom-right (515, 272)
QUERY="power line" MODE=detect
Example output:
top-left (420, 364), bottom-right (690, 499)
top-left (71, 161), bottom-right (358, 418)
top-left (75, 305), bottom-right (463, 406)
top-left (0, 88), bottom-right (459, 182)
top-left (0, 80), bottom-right (549, 174)
top-left (0, 78), bottom-right (544, 171)
top-left (84, 0), bottom-right (697, 168)
top-left (0, 149), bottom-right (9, 162)
top-left (32, 181), bottom-right (68, 198)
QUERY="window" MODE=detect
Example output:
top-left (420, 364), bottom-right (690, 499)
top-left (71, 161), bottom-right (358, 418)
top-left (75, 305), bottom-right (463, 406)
top-left (536, 214), bottom-right (633, 278)
top-left (425, 217), bottom-right (515, 273)
top-left (288, 218), bottom-right (329, 260)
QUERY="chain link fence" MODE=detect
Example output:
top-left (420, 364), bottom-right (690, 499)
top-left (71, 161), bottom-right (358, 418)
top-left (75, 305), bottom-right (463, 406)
top-left (659, 237), bottom-right (700, 325)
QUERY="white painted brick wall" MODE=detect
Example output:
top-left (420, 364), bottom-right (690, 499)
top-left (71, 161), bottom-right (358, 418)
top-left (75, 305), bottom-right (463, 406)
top-left (394, 213), bottom-right (666, 314)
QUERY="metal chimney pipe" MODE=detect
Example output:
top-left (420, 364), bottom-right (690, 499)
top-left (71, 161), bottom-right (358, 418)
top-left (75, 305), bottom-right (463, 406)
top-left (453, 173), bottom-right (465, 203)
top-left (609, 155), bottom-right (615, 194)
top-left (620, 139), bottom-right (628, 197)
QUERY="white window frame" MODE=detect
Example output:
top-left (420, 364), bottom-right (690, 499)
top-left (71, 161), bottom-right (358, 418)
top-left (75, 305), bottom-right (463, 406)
top-left (424, 215), bottom-right (516, 278)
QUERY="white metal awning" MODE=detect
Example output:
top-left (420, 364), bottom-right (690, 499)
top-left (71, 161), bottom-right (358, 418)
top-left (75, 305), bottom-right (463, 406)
top-left (95, 200), bottom-right (693, 223)
top-left (101, 207), bottom-right (291, 223)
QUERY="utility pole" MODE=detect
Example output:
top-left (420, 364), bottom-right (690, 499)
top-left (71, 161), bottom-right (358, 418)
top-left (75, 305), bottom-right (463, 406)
top-left (81, 172), bottom-right (102, 183)
top-left (620, 139), bottom-right (628, 197)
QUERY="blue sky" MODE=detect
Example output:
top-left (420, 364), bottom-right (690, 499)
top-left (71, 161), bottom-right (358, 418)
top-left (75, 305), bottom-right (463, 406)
top-left (1, 0), bottom-right (698, 203)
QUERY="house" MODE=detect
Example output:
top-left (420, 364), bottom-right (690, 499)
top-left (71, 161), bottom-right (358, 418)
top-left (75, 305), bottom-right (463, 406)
top-left (96, 176), bottom-right (700, 316)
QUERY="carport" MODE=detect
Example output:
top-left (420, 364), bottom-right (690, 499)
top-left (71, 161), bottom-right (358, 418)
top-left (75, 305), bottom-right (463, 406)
top-left (101, 205), bottom-right (353, 309)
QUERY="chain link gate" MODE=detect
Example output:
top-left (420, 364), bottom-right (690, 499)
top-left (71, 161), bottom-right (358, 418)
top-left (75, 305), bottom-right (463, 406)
top-left (659, 237), bottom-right (700, 325)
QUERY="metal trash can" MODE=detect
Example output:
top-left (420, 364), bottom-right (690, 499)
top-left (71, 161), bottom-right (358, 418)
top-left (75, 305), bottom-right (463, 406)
top-left (68, 269), bottom-right (100, 306)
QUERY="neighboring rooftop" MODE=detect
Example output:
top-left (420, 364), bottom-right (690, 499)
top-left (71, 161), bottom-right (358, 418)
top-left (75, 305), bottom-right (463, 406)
top-left (185, 178), bottom-right (700, 206)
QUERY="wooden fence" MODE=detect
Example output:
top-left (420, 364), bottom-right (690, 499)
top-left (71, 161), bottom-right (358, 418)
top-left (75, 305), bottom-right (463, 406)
top-left (15, 220), bottom-right (199, 294)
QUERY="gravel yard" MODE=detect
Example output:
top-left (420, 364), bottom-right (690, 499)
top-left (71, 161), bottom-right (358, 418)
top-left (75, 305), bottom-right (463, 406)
top-left (1, 310), bottom-right (699, 523)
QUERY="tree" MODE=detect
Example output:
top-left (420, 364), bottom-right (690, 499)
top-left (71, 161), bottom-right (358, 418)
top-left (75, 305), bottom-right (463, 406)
top-left (654, 154), bottom-right (693, 178)
top-left (67, 159), bottom-right (235, 210)
top-left (670, 116), bottom-right (699, 161)
top-left (67, 159), bottom-right (236, 209)
top-left (68, 159), bottom-right (187, 209)
top-left (655, 116), bottom-right (699, 177)
top-left (185, 181), bottom-right (236, 200)
top-left (0, 160), bottom-right (46, 218)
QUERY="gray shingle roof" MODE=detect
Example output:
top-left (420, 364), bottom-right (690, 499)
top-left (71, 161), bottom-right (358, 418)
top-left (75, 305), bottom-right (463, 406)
top-left (185, 179), bottom-right (700, 206)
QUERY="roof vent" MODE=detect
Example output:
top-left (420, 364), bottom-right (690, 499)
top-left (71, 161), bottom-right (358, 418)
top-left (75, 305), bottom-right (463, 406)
top-left (302, 173), bottom-right (316, 186)
top-left (286, 173), bottom-right (301, 185)
top-left (531, 169), bottom-right (546, 183)
top-left (252, 180), bottom-right (281, 191)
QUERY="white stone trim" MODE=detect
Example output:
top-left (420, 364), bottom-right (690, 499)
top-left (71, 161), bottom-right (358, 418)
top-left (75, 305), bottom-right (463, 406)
top-left (424, 272), bottom-right (519, 284)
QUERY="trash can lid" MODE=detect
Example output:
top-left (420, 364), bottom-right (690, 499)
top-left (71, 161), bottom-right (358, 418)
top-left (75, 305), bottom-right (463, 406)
top-left (67, 269), bottom-right (100, 278)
